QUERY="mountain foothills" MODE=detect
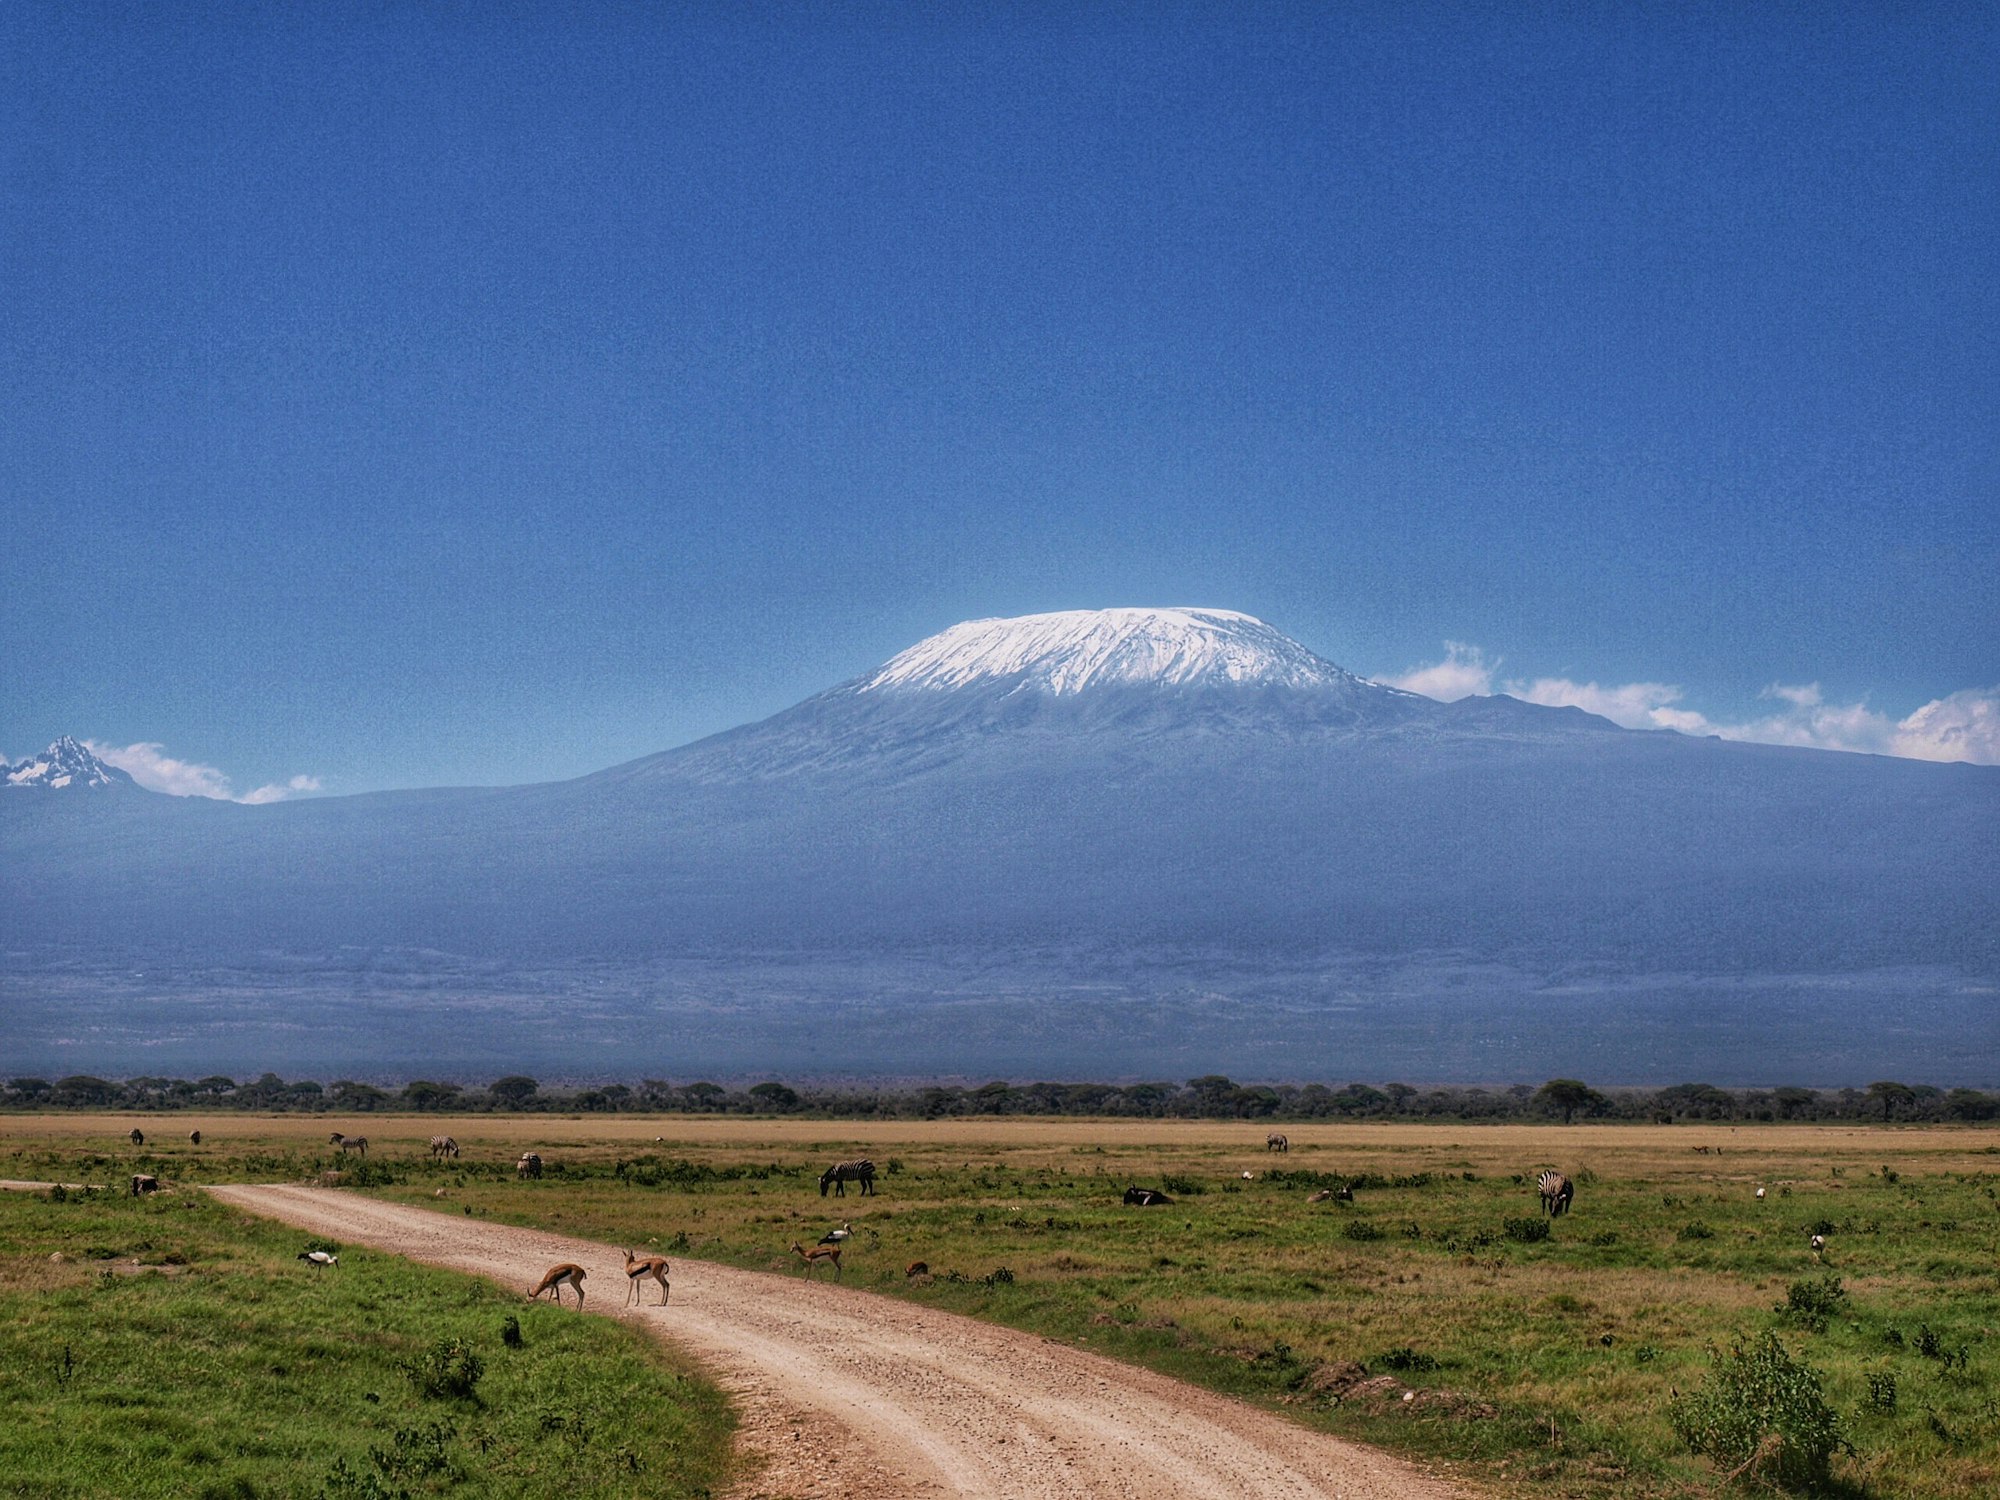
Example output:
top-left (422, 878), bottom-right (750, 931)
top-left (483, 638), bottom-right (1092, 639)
top-left (5, 609), bottom-right (1997, 1082)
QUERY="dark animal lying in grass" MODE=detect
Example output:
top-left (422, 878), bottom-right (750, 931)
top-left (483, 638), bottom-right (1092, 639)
top-left (1123, 1186), bottom-right (1174, 1206)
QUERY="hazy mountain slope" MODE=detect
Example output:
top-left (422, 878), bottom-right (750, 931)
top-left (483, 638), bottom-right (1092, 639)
top-left (3, 609), bottom-right (1994, 1078)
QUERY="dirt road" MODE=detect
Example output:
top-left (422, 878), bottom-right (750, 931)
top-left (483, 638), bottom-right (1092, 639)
top-left (209, 1184), bottom-right (1469, 1500)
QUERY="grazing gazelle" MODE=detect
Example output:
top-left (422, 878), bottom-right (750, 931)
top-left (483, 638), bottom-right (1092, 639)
top-left (790, 1241), bottom-right (842, 1279)
top-left (622, 1249), bottom-right (671, 1306)
top-left (528, 1263), bottom-right (587, 1306)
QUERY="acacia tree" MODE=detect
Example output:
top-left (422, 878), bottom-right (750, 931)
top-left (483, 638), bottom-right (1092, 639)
top-left (1536, 1078), bottom-right (1609, 1125)
top-left (488, 1076), bottom-right (539, 1108)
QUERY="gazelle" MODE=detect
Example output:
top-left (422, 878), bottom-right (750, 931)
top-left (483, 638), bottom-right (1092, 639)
top-left (790, 1241), bottom-right (842, 1280)
top-left (622, 1249), bottom-right (671, 1305)
top-left (528, 1263), bottom-right (586, 1306)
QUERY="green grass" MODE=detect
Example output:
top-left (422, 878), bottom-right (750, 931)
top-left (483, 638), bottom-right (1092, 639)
top-left (6, 1117), bottom-right (1998, 1497)
top-left (0, 1185), bottom-right (731, 1499)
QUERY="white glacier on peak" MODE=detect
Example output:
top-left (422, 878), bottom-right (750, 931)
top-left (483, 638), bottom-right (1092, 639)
top-left (853, 607), bottom-right (1361, 697)
top-left (4, 736), bottom-right (131, 790)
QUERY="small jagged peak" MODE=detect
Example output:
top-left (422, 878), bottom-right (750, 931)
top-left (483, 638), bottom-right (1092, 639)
top-left (852, 607), bottom-right (1359, 697)
top-left (4, 737), bottom-right (133, 790)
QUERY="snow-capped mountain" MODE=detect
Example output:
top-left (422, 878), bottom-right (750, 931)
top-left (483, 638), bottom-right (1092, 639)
top-left (3, 608), bottom-right (1995, 1082)
top-left (4, 737), bottom-right (134, 790)
top-left (852, 607), bottom-right (1371, 697)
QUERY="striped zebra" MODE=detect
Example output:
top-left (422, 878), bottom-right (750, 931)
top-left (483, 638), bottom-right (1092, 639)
top-left (330, 1132), bottom-right (368, 1157)
top-left (1537, 1169), bottom-right (1573, 1217)
top-left (429, 1135), bottom-right (459, 1159)
top-left (819, 1159), bottom-right (876, 1197)
top-left (1266, 1132), bottom-right (1290, 1152)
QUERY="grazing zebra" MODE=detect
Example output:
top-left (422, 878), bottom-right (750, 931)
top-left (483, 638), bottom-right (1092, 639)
top-left (429, 1135), bottom-right (459, 1160)
top-left (1537, 1169), bottom-right (1574, 1217)
top-left (329, 1132), bottom-right (368, 1157)
top-left (819, 1159), bottom-right (875, 1197)
top-left (130, 1174), bottom-right (159, 1196)
top-left (1123, 1186), bottom-right (1173, 1207)
top-left (188, 1130), bottom-right (201, 1145)
top-left (129, 1128), bottom-right (144, 1147)
top-left (516, 1152), bottom-right (543, 1179)
top-left (1266, 1132), bottom-right (1289, 1152)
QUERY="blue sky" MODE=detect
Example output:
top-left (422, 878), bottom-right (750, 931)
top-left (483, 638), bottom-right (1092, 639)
top-left (6, 4), bottom-right (1996, 797)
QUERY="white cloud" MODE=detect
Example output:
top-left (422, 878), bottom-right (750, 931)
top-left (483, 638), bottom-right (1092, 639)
top-left (86, 741), bottom-right (324, 802)
top-left (1378, 641), bottom-right (1495, 701)
top-left (1510, 676), bottom-right (1690, 730)
top-left (1372, 647), bottom-right (2000, 765)
top-left (241, 775), bottom-right (324, 805)
top-left (1889, 687), bottom-right (2000, 764)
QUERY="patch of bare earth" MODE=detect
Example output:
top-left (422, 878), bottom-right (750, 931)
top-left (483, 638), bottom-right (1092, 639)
top-left (209, 1184), bottom-right (1472, 1500)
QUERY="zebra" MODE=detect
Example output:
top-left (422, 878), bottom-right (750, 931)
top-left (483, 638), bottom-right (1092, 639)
top-left (820, 1159), bottom-right (875, 1197)
top-left (130, 1174), bottom-right (159, 1196)
top-left (428, 1135), bottom-right (459, 1160)
top-left (517, 1152), bottom-right (543, 1179)
top-left (1123, 1186), bottom-right (1173, 1206)
top-left (129, 1128), bottom-right (144, 1147)
top-left (329, 1132), bottom-right (368, 1157)
top-left (1266, 1132), bottom-right (1290, 1152)
top-left (1537, 1169), bottom-right (1574, 1217)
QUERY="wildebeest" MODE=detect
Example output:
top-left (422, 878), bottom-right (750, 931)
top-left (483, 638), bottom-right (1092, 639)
top-left (819, 1159), bottom-right (875, 1197)
top-left (1123, 1186), bottom-right (1173, 1206)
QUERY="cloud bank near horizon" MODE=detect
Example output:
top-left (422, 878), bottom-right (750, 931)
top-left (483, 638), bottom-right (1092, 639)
top-left (84, 741), bottom-right (323, 804)
top-left (1378, 647), bottom-right (2000, 766)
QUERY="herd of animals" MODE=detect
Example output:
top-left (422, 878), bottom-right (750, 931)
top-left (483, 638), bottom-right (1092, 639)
top-left (110, 1131), bottom-right (1841, 1302)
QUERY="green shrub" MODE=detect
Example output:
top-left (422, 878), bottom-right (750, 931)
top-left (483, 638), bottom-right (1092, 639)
top-left (1502, 1216), bottom-right (1550, 1243)
top-left (1668, 1332), bottom-right (1848, 1490)
top-left (1679, 1220), bottom-right (1715, 1241)
top-left (1341, 1219), bottom-right (1383, 1242)
top-left (1775, 1274), bottom-right (1846, 1332)
top-left (399, 1336), bottom-right (484, 1401)
top-left (1376, 1346), bottom-right (1439, 1373)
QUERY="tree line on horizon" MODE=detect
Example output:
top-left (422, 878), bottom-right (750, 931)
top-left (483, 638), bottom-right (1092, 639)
top-left (4, 1072), bottom-right (1996, 1124)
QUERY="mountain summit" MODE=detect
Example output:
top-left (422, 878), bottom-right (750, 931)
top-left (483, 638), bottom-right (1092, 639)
top-left (852, 608), bottom-right (1366, 697)
top-left (4, 737), bottom-right (133, 790)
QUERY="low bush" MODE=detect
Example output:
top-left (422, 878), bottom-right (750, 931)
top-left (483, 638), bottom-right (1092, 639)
top-left (1502, 1216), bottom-right (1550, 1243)
top-left (1775, 1274), bottom-right (1846, 1332)
top-left (1668, 1332), bottom-right (1847, 1490)
top-left (399, 1336), bottom-right (484, 1402)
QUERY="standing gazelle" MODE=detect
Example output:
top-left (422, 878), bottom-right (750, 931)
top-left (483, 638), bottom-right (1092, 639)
top-left (528, 1263), bottom-right (586, 1306)
top-left (790, 1241), bottom-right (842, 1279)
top-left (622, 1249), bottom-right (671, 1305)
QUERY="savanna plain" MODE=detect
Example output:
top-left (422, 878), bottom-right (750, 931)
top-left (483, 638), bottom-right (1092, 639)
top-left (3, 1114), bottom-right (1996, 1499)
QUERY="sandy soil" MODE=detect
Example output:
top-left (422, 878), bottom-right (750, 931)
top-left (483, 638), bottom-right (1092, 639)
top-left (209, 1184), bottom-right (1470, 1500)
